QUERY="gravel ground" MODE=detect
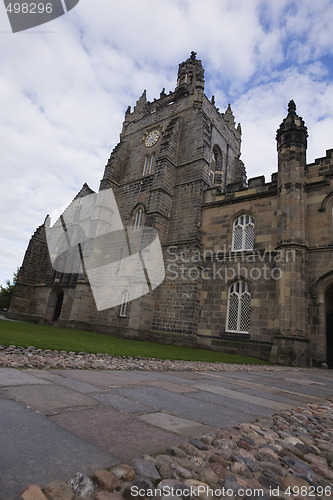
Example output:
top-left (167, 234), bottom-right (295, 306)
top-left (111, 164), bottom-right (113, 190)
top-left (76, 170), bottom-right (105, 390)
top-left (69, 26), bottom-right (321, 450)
top-left (0, 344), bottom-right (300, 372)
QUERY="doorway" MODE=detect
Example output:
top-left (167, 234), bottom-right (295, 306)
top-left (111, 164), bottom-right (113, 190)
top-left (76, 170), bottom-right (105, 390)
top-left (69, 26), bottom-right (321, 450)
top-left (52, 292), bottom-right (64, 321)
top-left (326, 286), bottom-right (333, 368)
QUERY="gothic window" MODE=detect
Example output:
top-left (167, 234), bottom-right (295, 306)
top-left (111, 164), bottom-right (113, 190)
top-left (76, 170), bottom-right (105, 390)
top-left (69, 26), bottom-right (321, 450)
top-left (119, 290), bottom-right (129, 317)
top-left (143, 156), bottom-right (149, 176)
top-left (212, 145), bottom-right (223, 171)
top-left (143, 154), bottom-right (156, 176)
top-left (210, 145), bottom-right (223, 183)
top-left (134, 207), bottom-right (143, 230)
top-left (226, 280), bottom-right (251, 333)
top-left (232, 214), bottom-right (255, 251)
top-left (148, 153), bottom-right (155, 174)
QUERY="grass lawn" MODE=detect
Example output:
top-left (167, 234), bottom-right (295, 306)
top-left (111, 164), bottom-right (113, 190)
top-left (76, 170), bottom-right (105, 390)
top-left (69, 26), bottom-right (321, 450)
top-left (0, 319), bottom-right (269, 365)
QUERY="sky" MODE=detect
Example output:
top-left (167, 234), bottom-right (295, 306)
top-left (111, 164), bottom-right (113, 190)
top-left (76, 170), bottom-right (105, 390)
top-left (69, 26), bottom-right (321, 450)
top-left (1, 0), bottom-right (333, 286)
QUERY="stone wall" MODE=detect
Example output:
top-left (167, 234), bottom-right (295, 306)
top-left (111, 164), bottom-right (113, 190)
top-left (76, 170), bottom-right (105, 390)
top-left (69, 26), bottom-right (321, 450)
top-left (8, 56), bottom-right (333, 366)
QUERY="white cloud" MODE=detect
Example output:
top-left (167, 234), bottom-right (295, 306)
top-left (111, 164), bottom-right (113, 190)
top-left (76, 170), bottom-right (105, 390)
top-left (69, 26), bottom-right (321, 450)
top-left (235, 65), bottom-right (333, 179)
top-left (0, 0), bottom-right (333, 286)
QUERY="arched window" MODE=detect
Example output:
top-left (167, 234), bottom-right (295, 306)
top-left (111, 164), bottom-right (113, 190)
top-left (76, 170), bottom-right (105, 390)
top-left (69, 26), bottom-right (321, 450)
top-left (143, 154), bottom-right (156, 176)
top-left (52, 291), bottom-right (64, 321)
top-left (148, 153), bottom-right (155, 174)
top-left (210, 145), bottom-right (223, 183)
top-left (134, 208), bottom-right (143, 230)
top-left (212, 145), bottom-right (223, 171)
top-left (232, 214), bottom-right (255, 251)
top-left (226, 280), bottom-right (251, 333)
top-left (119, 290), bottom-right (129, 317)
top-left (143, 156), bottom-right (149, 176)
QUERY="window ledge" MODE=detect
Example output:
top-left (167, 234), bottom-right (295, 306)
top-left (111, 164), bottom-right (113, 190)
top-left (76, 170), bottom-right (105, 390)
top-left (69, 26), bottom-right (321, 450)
top-left (220, 332), bottom-right (251, 341)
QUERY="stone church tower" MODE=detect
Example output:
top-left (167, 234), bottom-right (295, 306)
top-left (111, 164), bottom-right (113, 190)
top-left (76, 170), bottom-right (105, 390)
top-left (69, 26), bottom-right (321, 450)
top-left (9, 53), bottom-right (333, 367)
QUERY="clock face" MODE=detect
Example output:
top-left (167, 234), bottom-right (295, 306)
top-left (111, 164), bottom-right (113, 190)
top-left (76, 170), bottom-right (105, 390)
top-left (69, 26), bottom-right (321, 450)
top-left (145, 130), bottom-right (160, 147)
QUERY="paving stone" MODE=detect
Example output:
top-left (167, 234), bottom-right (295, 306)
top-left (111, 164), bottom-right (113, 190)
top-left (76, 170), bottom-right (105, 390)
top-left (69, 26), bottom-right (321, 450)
top-left (26, 369), bottom-right (106, 394)
top-left (183, 387), bottom-right (273, 420)
top-left (112, 385), bottom-right (256, 427)
top-left (146, 380), bottom-right (198, 393)
top-left (192, 384), bottom-right (292, 411)
top-left (0, 367), bottom-right (50, 386)
top-left (92, 392), bottom-right (154, 414)
top-left (139, 411), bottom-right (214, 437)
top-left (0, 362), bottom-right (332, 500)
top-left (4, 383), bottom-right (97, 413)
top-left (0, 399), bottom-right (117, 500)
top-left (50, 406), bottom-right (183, 461)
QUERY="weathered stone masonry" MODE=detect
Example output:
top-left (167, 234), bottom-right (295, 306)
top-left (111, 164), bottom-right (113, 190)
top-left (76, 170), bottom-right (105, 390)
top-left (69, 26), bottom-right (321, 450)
top-left (9, 53), bottom-right (333, 366)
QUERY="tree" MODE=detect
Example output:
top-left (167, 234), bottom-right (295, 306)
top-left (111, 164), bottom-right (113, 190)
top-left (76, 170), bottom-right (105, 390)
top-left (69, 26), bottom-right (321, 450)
top-left (0, 269), bottom-right (19, 310)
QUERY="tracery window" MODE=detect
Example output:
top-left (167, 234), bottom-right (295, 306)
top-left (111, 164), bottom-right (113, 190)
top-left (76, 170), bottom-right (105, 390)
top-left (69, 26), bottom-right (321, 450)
top-left (232, 214), bottom-right (255, 251)
top-left (134, 207), bottom-right (143, 230)
top-left (226, 280), bottom-right (251, 333)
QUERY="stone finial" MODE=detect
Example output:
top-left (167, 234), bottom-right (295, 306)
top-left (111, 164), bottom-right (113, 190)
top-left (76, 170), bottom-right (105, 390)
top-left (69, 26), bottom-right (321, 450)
top-left (288, 99), bottom-right (296, 114)
top-left (276, 100), bottom-right (308, 148)
top-left (190, 51), bottom-right (197, 61)
top-left (223, 104), bottom-right (235, 126)
top-left (225, 104), bottom-right (234, 115)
